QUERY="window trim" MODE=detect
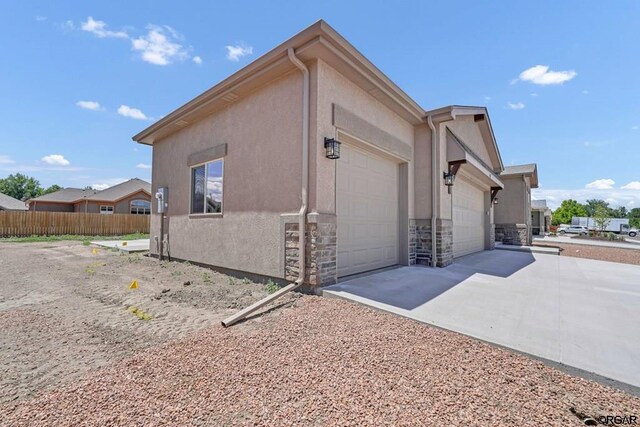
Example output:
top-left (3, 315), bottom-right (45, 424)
top-left (189, 158), bottom-right (224, 217)
top-left (100, 205), bottom-right (114, 215)
top-left (130, 199), bottom-right (151, 215)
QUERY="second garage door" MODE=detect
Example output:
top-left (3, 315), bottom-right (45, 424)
top-left (452, 176), bottom-right (486, 258)
top-left (337, 144), bottom-right (399, 277)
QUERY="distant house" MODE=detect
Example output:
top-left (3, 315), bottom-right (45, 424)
top-left (494, 163), bottom-right (539, 245)
top-left (0, 192), bottom-right (28, 211)
top-left (27, 178), bottom-right (151, 214)
top-left (531, 200), bottom-right (552, 235)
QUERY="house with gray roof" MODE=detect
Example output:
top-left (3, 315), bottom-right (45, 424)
top-left (0, 192), bottom-right (28, 211)
top-left (494, 163), bottom-right (539, 245)
top-left (27, 178), bottom-right (151, 214)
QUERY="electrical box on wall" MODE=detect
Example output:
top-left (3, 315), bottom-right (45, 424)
top-left (155, 187), bottom-right (168, 214)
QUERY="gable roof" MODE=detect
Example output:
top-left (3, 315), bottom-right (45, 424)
top-left (133, 20), bottom-right (426, 145)
top-left (84, 178), bottom-right (151, 202)
top-left (500, 163), bottom-right (539, 188)
top-left (27, 179), bottom-right (150, 204)
top-left (425, 105), bottom-right (504, 172)
top-left (532, 199), bottom-right (548, 209)
top-left (0, 192), bottom-right (27, 210)
top-left (29, 188), bottom-right (97, 203)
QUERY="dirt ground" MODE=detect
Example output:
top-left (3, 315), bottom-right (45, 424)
top-left (534, 242), bottom-right (640, 265)
top-left (0, 241), bottom-right (295, 405)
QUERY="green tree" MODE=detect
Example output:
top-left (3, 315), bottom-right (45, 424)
top-left (592, 205), bottom-right (611, 232)
top-left (552, 199), bottom-right (588, 226)
top-left (609, 206), bottom-right (628, 218)
top-left (629, 208), bottom-right (640, 229)
top-left (0, 173), bottom-right (44, 201)
top-left (584, 199), bottom-right (610, 217)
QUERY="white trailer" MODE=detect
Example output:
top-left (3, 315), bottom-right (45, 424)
top-left (571, 216), bottom-right (630, 233)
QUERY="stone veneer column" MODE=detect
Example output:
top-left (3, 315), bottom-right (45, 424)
top-left (494, 223), bottom-right (528, 245)
top-left (411, 219), bottom-right (432, 265)
top-left (284, 212), bottom-right (337, 293)
top-left (489, 223), bottom-right (496, 250)
top-left (435, 219), bottom-right (453, 267)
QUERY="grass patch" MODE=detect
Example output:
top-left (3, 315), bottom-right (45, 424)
top-left (264, 279), bottom-right (280, 294)
top-left (127, 305), bottom-right (153, 321)
top-left (0, 233), bottom-right (149, 244)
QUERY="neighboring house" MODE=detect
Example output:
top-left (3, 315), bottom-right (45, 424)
top-left (0, 192), bottom-right (28, 211)
top-left (531, 200), bottom-right (552, 236)
top-left (27, 178), bottom-right (151, 214)
top-left (133, 21), bottom-right (515, 291)
top-left (494, 164), bottom-right (539, 245)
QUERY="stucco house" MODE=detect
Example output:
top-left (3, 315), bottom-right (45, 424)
top-left (494, 163), bottom-right (539, 245)
top-left (531, 199), bottom-right (552, 236)
top-left (0, 192), bottom-right (27, 211)
top-left (27, 178), bottom-right (151, 214)
top-left (133, 21), bottom-right (512, 291)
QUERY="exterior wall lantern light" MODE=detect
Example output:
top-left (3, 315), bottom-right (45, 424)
top-left (324, 137), bottom-right (341, 159)
top-left (443, 172), bottom-right (455, 187)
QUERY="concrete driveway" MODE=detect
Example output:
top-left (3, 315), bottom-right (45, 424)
top-left (323, 250), bottom-right (640, 388)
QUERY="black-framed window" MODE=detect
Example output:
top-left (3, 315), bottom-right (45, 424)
top-left (191, 159), bottom-right (223, 214)
top-left (130, 199), bottom-right (151, 215)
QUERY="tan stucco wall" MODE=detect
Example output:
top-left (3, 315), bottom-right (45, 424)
top-left (494, 176), bottom-right (528, 224)
top-left (150, 71), bottom-right (303, 278)
top-left (413, 124), bottom-right (432, 219)
top-left (31, 202), bottom-right (74, 212)
top-left (445, 115), bottom-right (493, 168)
top-left (313, 59), bottom-right (415, 215)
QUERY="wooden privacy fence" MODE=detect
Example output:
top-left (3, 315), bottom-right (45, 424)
top-left (0, 211), bottom-right (150, 237)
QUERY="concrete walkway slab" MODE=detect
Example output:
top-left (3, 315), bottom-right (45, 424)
top-left (495, 242), bottom-right (559, 255)
top-left (323, 250), bottom-right (640, 389)
top-left (91, 239), bottom-right (150, 252)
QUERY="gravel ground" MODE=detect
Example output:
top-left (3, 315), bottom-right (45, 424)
top-left (534, 242), bottom-right (640, 265)
top-left (1, 296), bottom-right (639, 426)
top-left (0, 241), bottom-right (283, 404)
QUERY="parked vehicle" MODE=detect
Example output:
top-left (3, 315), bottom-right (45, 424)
top-left (629, 228), bottom-right (638, 238)
top-left (571, 217), bottom-right (631, 234)
top-left (557, 225), bottom-right (588, 235)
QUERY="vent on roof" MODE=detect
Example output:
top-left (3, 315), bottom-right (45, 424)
top-left (174, 120), bottom-right (189, 127)
top-left (222, 92), bottom-right (239, 103)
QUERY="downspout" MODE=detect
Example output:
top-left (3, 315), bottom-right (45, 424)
top-left (427, 115), bottom-right (438, 267)
top-left (222, 47), bottom-right (309, 327)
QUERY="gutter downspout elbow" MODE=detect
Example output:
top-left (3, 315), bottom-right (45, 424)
top-left (427, 115), bottom-right (438, 267)
top-left (220, 48), bottom-right (309, 328)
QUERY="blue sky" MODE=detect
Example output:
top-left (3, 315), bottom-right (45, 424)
top-left (0, 1), bottom-right (638, 207)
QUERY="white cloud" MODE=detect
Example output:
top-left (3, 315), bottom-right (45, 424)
top-left (516, 65), bottom-right (577, 85)
top-left (117, 105), bottom-right (148, 120)
top-left (35, 16), bottom-right (47, 22)
top-left (530, 93), bottom-right (539, 97)
top-left (582, 90), bottom-right (589, 94)
top-left (80, 16), bottom-right (128, 39)
top-left (76, 100), bottom-right (102, 111)
top-left (132, 25), bottom-right (188, 65)
top-left (192, 55), bottom-right (202, 65)
top-left (483, 96), bottom-right (491, 101)
top-left (62, 20), bottom-right (75, 30)
top-left (136, 163), bottom-right (152, 169)
top-left (585, 178), bottom-right (615, 190)
top-left (507, 102), bottom-right (525, 110)
top-left (621, 181), bottom-right (640, 190)
top-left (225, 43), bottom-right (253, 61)
top-left (0, 155), bottom-right (14, 164)
top-left (632, 126), bottom-right (639, 130)
top-left (41, 154), bottom-right (70, 166)
top-left (91, 178), bottom-right (128, 191)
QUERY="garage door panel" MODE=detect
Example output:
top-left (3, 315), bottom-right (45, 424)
top-left (337, 144), bottom-right (399, 277)
top-left (453, 177), bottom-right (486, 258)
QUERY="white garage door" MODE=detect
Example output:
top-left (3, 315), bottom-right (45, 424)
top-left (453, 176), bottom-right (486, 258)
top-left (337, 144), bottom-right (399, 277)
